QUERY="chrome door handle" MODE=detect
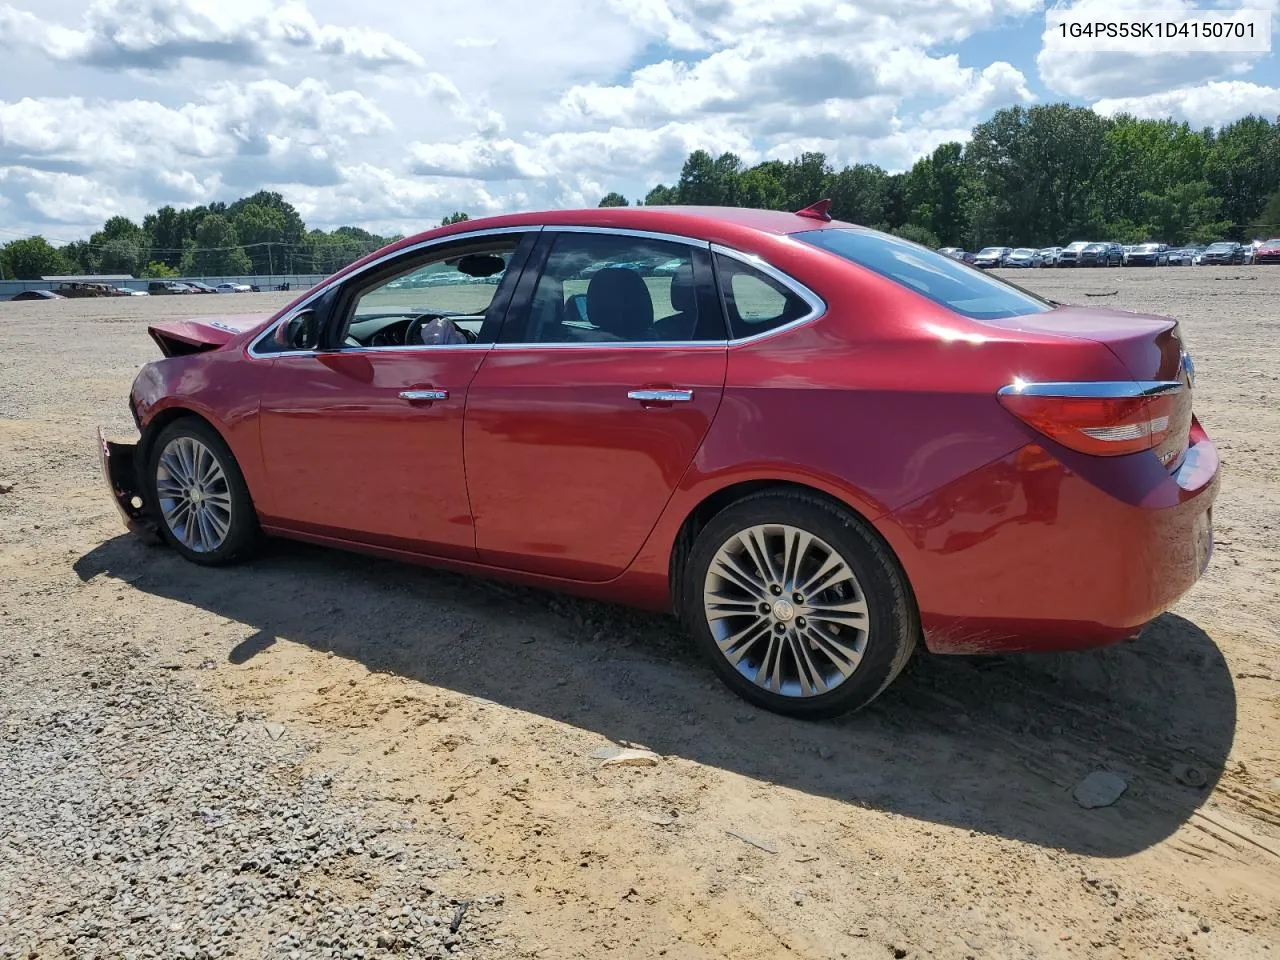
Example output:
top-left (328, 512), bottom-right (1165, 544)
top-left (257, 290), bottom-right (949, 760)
top-left (399, 389), bottom-right (449, 401)
top-left (627, 389), bottom-right (693, 403)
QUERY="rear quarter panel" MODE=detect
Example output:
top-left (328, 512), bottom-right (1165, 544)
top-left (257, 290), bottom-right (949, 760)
top-left (618, 236), bottom-right (1139, 611)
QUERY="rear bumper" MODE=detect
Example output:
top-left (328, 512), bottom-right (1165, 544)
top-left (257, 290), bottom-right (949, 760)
top-left (97, 428), bottom-right (160, 543)
top-left (880, 428), bottom-right (1220, 654)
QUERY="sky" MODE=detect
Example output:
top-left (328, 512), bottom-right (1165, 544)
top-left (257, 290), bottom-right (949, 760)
top-left (0, 0), bottom-right (1278, 241)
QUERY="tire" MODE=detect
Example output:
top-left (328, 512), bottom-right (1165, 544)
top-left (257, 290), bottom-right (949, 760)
top-left (145, 417), bottom-right (260, 566)
top-left (681, 490), bottom-right (918, 719)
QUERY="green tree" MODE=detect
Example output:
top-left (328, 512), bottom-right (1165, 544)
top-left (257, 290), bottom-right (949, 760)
top-left (828, 164), bottom-right (889, 225)
top-left (904, 143), bottom-right (969, 245)
top-left (179, 215), bottom-right (252, 276)
top-left (737, 166), bottom-right (787, 210)
top-left (143, 205), bottom-right (189, 269)
top-left (1, 236), bottom-right (70, 279)
top-left (676, 150), bottom-right (722, 204)
top-left (88, 216), bottom-right (146, 275)
top-left (59, 240), bottom-right (96, 274)
top-left (1205, 116), bottom-right (1279, 236)
top-left (140, 261), bottom-right (180, 278)
top-left (1250, 189), bottom-right (1280, 237)
top-left (890, 223), bottom-right (940, 247)
top-left (231, 202), bottom-right (290, 274)
top-left (441, 212), bottom-right (470, 225)
top-left (598, 192), bottom-right (629, 207)
top-left (780, 152), bottom-right (830, 211)
top-left (644, 184), bottom-right (678, 205)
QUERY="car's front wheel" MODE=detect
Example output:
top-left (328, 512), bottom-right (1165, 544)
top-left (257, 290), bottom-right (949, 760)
top-left (145, 417), bottom-right (259, 565)
top-left (682, 491), bottom-right (918, 719)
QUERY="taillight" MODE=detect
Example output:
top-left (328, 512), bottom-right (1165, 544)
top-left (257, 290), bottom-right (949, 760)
top-left (997, 380), bottom-right (1183, 457)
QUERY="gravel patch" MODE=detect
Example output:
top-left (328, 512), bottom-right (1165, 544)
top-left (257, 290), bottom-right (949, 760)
top-left (0, 642), bottom-right (503, 959)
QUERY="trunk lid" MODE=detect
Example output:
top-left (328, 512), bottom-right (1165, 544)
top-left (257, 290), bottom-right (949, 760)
top-left (148, 314), bottom-right (271, 357)
top-left (982, 305), bottom-right (1193, 467)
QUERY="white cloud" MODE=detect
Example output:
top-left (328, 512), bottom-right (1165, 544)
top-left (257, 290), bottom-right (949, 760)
top-left (1093, 81), bottom-right (1280, 128)
top-left (0, 0), bottom-right (423, 71)
top-left (0, 0), bottom-right (1275, 242)
top-left (0, 78), bottom-right (391, 211)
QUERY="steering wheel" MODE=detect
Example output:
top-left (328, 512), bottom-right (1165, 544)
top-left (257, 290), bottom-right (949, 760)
top-left (404, 313), bottom-right (477, 345)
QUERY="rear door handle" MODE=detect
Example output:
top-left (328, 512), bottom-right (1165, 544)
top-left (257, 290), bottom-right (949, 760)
top-left (627, 389), bottom-right (693, 403)
top-left (399, 389), bottom-right (449, 401)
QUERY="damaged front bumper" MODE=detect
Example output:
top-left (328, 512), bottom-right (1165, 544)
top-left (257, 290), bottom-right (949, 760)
top-left (97, 427), bottom-right (160, 544)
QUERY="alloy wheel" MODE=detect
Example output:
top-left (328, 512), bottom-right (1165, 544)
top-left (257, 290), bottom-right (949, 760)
top-left (702, 523), bottom-right (870, 698)
top-left (155, 436), bottom-right (233, 553)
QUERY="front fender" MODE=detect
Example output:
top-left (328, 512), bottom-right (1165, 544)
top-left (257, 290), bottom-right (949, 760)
top-left (129, 351), bottom-right (273, 515)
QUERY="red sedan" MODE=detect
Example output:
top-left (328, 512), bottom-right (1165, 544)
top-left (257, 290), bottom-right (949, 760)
top-left (1255, 239), bottom-right (1280, 264)
top-left (98, 203), bottom-right (1219, 718)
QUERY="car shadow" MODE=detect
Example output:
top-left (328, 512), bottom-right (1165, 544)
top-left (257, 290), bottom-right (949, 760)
top-left (75, 534), bottom-right (1236, 858)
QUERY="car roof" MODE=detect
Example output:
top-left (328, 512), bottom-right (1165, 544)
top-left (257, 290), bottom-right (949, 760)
top-left (314, 205), bottom-right (870, 290)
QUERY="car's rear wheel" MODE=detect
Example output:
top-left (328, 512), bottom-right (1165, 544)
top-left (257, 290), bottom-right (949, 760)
top-left (146, 418), bottom-right (259, 566)
top-left (682, 491), bottom-right (917, 719)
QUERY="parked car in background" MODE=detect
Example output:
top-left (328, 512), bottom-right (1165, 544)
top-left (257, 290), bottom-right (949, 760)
top-left (148, 281), bottom-right (194, 295)
top-left (1037, 247), bottom-right (1063, 266)
top-left (938, 247), bottom-right (965, 259)
top-left (1004, 248), bottom-right (1041, 268)
top-left (1253, 239), bottom-right (1280, 264)
top-left (114, 286), bottom-right (149, 296)
top-left (94, 203), bottom-right (1220, 720)
top-left (1123, 243), bottom-right (1169, 266)
top-left (973, 246), bottom-right (1012, 268)
top-left (185, 281), bottom-right (218, 294)
top-left (1198, 241), bottom-right (1244, 265)
top-left (1167, 247), bottom-right (1194, 266)
top-left (1080, 242), bottom-right (1122, 267)
top-left (215, 283), bottom-right (253, 293)
top-left (1056, 241), bottom-right (1092, 266)
top-left (8, 289), bottom-right (65, 301)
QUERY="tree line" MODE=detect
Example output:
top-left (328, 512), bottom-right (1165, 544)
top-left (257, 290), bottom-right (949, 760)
top-left (0, 190), bottom-right (476, 281)
top-left (603, 104), bottom-right (1280, 249)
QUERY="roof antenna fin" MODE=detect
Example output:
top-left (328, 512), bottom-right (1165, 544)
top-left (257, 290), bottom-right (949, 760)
top-left (795, 199), bottom-right (833, 222)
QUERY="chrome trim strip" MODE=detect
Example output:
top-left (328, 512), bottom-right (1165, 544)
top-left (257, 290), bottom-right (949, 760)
top-left (491, 340), bottom-right (727, 350)
top-left (997, 379), bottom-right (1185, 398)
top-left (246, 226), bottom-right (543, 360)
top-left (549, 225), bottom-right (712, 247)
top-left (628, 388), bottom-right (694, 402)
top-left (710, 242), bottom-right (827, 346)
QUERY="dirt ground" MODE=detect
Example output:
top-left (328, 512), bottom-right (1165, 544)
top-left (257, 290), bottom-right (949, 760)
top-left (1, 267), bottom-right (1278, 960)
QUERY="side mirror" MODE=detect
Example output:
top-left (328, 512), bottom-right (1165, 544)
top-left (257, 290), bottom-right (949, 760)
top-left (273, 309), bottom-right (319, 350)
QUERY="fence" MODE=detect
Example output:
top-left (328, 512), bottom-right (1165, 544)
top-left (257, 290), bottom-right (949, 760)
top-left (1, 274), bottom-right (329, 300)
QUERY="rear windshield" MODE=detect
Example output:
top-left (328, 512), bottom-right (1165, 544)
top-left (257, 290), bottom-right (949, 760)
top-left (795, 228), bottom-right (1052, 321)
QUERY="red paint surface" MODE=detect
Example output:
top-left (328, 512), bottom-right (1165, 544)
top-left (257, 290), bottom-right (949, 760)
top-left (120, 206), bottom-right (1221, 655)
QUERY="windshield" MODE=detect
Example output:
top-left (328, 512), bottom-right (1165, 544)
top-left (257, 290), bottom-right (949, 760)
top-left (1207, 242), bottom-right (1234, 251)
top-left (977, 247), bottom-right (1004, 256)
top-left (1012, 248), bottom-right (1035, 256)
top-left (1065, 242), bottom-right (1090, 251)
top-left (1137, 244), bottom-right (1160, 252)
top-left (796, 228), bottom-right (1052, 321)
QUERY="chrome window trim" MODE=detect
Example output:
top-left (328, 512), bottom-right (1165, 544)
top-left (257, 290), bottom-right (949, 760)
top-left (710, 242), bottom-right (826, 346)
top-left (491, 239), bottom-right (825, 350)
top-left (491, 340), bottom-right (728, 351)
top-left (998, 379), bottom-right (1185, 398)
top-left (245, 226), bottom-right (543, 360)
top-left (549, 225), bottom-right (711, 247)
